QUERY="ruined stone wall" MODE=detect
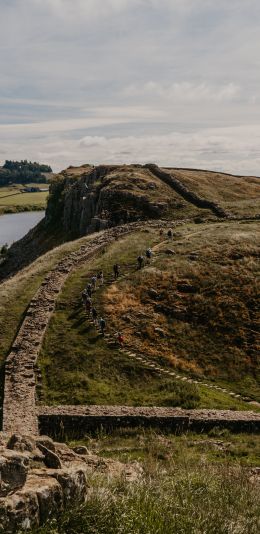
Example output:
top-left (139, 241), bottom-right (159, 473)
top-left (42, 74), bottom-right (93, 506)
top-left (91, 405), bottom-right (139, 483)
top-left (145, 164), bottom-right (230, 218)
top-left (2, 223), bottom-right (147, 436)
top-left (38, 406), bottom-right (260, 439)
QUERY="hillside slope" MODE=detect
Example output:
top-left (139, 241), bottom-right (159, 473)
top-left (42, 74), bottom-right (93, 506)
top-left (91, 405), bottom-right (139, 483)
top-left (1, 163), bottom-right (259, 280)
top-left (38, 219), bottom-right (260, 408)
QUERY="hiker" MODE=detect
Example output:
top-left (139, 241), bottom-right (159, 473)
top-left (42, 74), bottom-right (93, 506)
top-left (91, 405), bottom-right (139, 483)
top-left (117, 332), bottom-right (124, 346)
top-left (91, 307), bottom-right (98, 325)
top-left (113, 263), bottom-right (120, 280)
top-left (159, 228), bottom-right (164, 236)
top-left (97, 270), bottom-right (104, 286)
top-left (81, 288), bottom-right (87, 304)
top-left (91, 275), bottom-right (97, 290)
top-left (86, 283), bottom-right (92, 298)
top-left (137, 255), bottom-right (144, 269)
top-left (146, 248), bottom-right (152, 261)
top-left (167, 229), bottom-right (173, 239)
top-left (85, 296), bottom-right (92, 314)
top-left (99, 317), bottom-right (106, 335)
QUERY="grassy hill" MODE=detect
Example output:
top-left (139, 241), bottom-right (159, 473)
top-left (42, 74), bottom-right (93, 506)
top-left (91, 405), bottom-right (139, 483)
top-left (1, 163), bottom-right (259, 280)
top-left (0, 162), bottom-right (259, 531)
top-left (170, 168), bottom-right (259, 216)
top-left (38, 219), bottom-right (259, 409)
top-left (47, 164), bottom-right (260, 234)
top-left (0, 162), bottom-right (259, 410)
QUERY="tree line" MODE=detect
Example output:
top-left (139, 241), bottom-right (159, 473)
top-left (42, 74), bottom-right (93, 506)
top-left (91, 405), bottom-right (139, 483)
top-left (0, 160), bottom-right (52, 186)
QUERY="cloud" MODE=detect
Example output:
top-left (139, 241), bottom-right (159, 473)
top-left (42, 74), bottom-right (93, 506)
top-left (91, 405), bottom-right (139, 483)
top-left (123, 82), bottom-right (241, 103)
top-left (1, 124), bottom-right (260, 176)
top-left (0, 0), bottom-right (260, 176)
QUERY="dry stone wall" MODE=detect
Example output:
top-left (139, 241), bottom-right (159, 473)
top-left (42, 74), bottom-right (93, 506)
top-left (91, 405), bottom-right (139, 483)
top-left (3, 222), bottom-right (146, 436)
top-left (145, 164), bottom-right (230, 218)
top-left (38, 406), bottom-right (260, 438)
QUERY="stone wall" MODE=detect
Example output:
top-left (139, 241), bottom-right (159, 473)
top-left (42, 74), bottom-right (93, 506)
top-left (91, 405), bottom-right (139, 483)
top-left (2, 223), bottom-right (147, 436)
top-left (38, 406), bottom-right (260, 439)
top-left (145, 164), bottom-right (230, 218)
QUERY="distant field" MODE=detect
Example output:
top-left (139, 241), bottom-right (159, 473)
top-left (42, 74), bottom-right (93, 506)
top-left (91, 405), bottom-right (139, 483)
top-left (0, 183), bottom-right (49, 214)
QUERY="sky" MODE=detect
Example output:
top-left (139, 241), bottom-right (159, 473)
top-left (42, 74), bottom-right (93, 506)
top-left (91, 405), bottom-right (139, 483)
top-left (0, 0), bottom-right (260, 174)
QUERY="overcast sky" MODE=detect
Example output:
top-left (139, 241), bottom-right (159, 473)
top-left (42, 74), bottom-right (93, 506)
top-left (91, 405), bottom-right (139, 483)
top-left (0, 0), bottom-right (260, 174)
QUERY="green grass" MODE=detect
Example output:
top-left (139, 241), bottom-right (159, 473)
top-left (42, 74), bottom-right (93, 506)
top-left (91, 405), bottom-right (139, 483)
top-left (0, 232), bottom-right (103, 405)
top-left (171, 168), bottom-right (260, 216)
top-left (39, 233), bottom-right (199, 408)
top-left (39, 224), bottom-right (258, 410)
top-left (39, 230), bottom-right (200, 407)
top-left (68, 427), bottom-right (260, 467)
top-left (100, 221), bottom-right (260, 402)
top-left (0, 184), bottom-right (48, 214)
top-left (29, 429), bottom-right (260, 534)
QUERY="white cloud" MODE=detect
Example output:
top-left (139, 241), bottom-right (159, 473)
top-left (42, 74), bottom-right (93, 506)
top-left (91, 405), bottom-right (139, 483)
top-left (0, 0), bottom-right (260, 175)
top-left (1, 124), bottom-right (260, 176)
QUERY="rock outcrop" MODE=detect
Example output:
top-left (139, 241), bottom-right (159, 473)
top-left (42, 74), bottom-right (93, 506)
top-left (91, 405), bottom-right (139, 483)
top-left (45, 164), bottom-right (179, 238)
top-left (0, 432), bottom-right (142, 532)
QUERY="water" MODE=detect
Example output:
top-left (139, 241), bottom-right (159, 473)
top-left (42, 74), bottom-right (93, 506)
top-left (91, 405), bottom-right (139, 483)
top-left (0, 211), bottom-right (44, 247)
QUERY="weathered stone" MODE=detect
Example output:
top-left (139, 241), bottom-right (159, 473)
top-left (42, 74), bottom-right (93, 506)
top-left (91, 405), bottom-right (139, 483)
top-left (0, 474), bottom-right (62, 533)
top-left (36, 436), bottom-right (56, 452)
top-left (7, 434), bottom-right (35, 453)
top-left (53, 467), bottom-right (87, 505)
top-left (154, 327), bottom-right (166, 337)
top-left (37, 444), bottom-right (62, 469)
top-left (73, 446), bottom-right (90, 455)
top-left (165, 248), bottom-right (175, 255)
top-left (0, 451), bottom-right (29, 497)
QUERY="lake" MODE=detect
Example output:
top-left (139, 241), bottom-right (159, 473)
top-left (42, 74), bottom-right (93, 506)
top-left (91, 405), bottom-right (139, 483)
top-left (0, 211), bottom-right (44, 247)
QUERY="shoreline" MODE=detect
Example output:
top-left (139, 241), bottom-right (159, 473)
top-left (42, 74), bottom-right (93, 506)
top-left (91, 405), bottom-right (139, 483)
top-left (0, 204), bottom-right (46, 216)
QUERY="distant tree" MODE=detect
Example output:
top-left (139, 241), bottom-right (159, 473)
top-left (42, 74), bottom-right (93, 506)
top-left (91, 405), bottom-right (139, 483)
top-left (0, 160), bottom-right (52, 186)
top-left (0, 244), bottom-right (8, 256)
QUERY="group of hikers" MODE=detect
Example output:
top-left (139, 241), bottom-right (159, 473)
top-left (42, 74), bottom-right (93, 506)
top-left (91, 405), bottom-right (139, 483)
top-left (81, 228), bottom-right (173, 344)
top-left (80, 247), bottom-right (155, 345)
top-left (81, 270), bottom-right (106, 332)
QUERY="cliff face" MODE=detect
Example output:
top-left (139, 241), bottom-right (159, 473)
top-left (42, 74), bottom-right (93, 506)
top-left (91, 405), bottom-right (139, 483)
top-left (45, 164), bottom-right (178, 238)
top-left (1, 161), bottom-right (239, 280)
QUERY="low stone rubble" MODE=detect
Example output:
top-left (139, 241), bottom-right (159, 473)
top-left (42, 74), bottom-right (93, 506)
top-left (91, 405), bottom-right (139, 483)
top-left (0, 432), bottom-right (143, 533)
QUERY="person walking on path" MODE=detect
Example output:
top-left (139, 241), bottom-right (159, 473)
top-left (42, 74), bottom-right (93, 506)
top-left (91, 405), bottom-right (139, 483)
top-left (81, 288), bottom-right (87, 304)
top-left (97, 270), bottom-right (104, 286)
top-left (117, 332), bottom-right (124, 347)
top-left (91, 307), bottom-right (98, 325)
top-left (167, 229), bottom-right (173, 240)
top-left (99, 317), bottom-right (106, 336)
top-left (85, 296), bottom-right (92, 314)
top-left (91, 275), bottom-right (97, 291)
top-left (86, 283), bottom-right (92, 298)
top-left (113, 263), bottom-right (120, 280)
top-left (137, 255), bottom-right (144, 269)
top-left (145, 248), bottom-right (152, 262)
